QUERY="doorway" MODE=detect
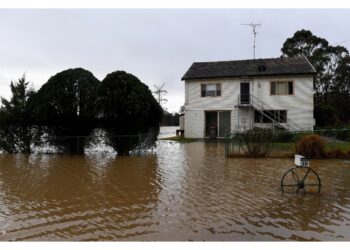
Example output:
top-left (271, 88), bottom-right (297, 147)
top-left (240, 82), bottom-right (250, 104)
top-left (205, 111), bottom-right (231, 138)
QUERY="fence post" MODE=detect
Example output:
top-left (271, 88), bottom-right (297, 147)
top-left (138, 133), bottom-right (141, 155)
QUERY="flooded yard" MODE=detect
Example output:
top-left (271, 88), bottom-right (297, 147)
top-left (0, 129), bottom-right (350, 240)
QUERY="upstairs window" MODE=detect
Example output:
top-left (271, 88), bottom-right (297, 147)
top-left (201, 84), bottom-right (221, 97)
top-left (271, 81), bottom-right (294, 95)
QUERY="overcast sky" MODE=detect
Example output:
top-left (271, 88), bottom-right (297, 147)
top-left (1, 9), bottom-right (350, 112)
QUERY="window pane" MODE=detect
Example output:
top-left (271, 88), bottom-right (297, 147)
top-left (277, 82), bottom-right (288, 95)
top-left (206, 84), bottom-right (217, 96)
top-left (254, 110), bottom-right (259, 122)
top-left (206, 91), bottom-right (216, 96)
top-left (201, 85), bottom-right (206, 97)
top-left (271, 81), bottom-right (293, 95)
top-left (206, 84), bottom-right (216, 91)
top-left (271, 82), bottom-right (276, 95)
top-left (279, 110), bottom-right (287, 123)
top-left (288, 82), bottom-right (293, 95)
top-left (264, 110), bottom-right (274, 123)
top-left (254, 110), bottom-right (287, 123)
top-left (216, 84), bottom-right (221, 96)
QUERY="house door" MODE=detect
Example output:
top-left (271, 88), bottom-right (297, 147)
top-left (205, 111), bottom-right (218, 137)
top-left (218, 111), bottom-right (231, 137)
top-left (240, 82), bottom-right (250, 104)
top-left (205, 111), bottom-right (231, 138)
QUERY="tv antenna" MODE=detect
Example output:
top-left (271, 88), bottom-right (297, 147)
top-left (153, 83), bottom-right (167, 107)
top-left (241, 23), bottom-right (261, 59)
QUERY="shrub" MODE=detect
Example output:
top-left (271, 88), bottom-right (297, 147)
top-left (295, 134), bottom-right (326, 159)
top-left (97, 71), bottom-right (163, 155)
top-left (31, 68), bottom-right (100, 154)
top-left (274, 130), bottom-right (297, 143)
top-left (314, 104), bottom-right (339, 127)
top-left (0, 75), bottom-right (37, 153)
top-left (327, 148), bottom-right (347, 159)
top-left (334, 129), bottom-right (350, 141)
top-left (239, 127), bottom-right (275, 157)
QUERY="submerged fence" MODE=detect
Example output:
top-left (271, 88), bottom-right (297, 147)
top-left (225, 128), bottom-right (350, 158)
top-left (0, 130), bottom-right (158, 155)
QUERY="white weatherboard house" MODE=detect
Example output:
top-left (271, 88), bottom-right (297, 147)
top-left (181, 56), bottom-right (316, 138)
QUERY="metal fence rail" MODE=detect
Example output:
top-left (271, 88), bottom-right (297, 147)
top-left (0, 131), bottom-right (157, 155)
top-left (225, 128), bottom-right (350, 158)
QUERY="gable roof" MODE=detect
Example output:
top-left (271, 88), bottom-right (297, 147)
top-left (181, 56), bottom-right (316, 81)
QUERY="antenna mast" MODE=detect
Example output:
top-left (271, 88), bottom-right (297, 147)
top-left (241, 23), bottom-right (261, 59)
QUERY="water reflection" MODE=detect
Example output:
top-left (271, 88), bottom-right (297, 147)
top-left (0, 137), bottom-right (350, 240)
top-left (0, 153), bottom-right (161, 240)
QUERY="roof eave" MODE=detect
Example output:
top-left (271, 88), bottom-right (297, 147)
top-left (181, 72), bottom-right (317, 81)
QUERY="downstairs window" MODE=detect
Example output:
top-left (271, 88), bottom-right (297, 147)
top-left (255, 110), bottom-right (287, 123)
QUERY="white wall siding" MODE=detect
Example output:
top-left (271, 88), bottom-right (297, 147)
top-left (235, 108), bottom-right (255, 131)
top-left (185, 79), bottom-right (239, 110)
top-left (184, 110), bottom-right (205, 138)
top-left (184, 75), bottom-right (314, 137)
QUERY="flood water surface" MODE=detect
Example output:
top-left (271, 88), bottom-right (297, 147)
top-left (0, 138), bottom-right (350, 240)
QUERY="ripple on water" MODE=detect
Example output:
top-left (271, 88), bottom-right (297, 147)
top-left (1, 134), bottom-right (350, 240)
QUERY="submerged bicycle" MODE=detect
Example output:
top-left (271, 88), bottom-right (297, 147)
top-left (281, 155), bottom-right (321, 194)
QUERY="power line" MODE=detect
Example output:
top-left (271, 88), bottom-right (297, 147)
top-left (332, 39), bottom-right (350, 46)
top-left (241, 23), bottom-right (261, 59)
top-left (153, 83), bottom-right (167, 108)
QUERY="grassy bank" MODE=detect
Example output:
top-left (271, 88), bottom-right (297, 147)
top-left (228, 140), bottom-right (350, 159)
top-left (161, 136), bottom-right (198, 143)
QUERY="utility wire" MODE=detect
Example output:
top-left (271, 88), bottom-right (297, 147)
top-left (332, 39), bottom-right (350, 46)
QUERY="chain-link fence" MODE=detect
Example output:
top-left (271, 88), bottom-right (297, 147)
top-left (0, 130), bottom-right (157, 155)
top-left (225, 128), bottom-right (350, 158)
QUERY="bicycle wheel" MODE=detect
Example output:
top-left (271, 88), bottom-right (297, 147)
top-left (281, 167), bottom-right (321, 194)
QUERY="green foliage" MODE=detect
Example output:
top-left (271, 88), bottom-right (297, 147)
top-left (0, 75), bottom-right (37, 153)
top-left (161, 111), bottom-right (180, 126)
top-left (316, 128), bottom-right (350, 141)
top-left (314, 104), bottom-right (339, 127)
top-left (282, 29), bottom-right (350, 127)
top-left (295, 134), bottom-right (326, 159)
top-left (273, 130), bottom-right (296, 143)
top-left (1, 69), bottom-right (164, 155)
top-left (239, 127), bottom-right (275, 157)
top-left (31, 68), bottom-right (100, 154)
top-left (334, 56), bottom-right (350, 95)
top-left (326, 148), bottom-right (349, 159)
top-left (97, 71), bottom-right (163, 155)
top-left (281, 29), bottom-right (328, 60)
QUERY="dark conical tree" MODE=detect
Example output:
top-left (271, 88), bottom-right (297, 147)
top-left (0, 75), bottom-right (36, 153)
top-left (31, 68), bottom-right (100, 154)
top-left (97, 70), bottom-right (163, 155)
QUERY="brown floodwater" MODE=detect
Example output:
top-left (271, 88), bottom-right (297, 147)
top-left (0, 136), bottom-right (350, 240)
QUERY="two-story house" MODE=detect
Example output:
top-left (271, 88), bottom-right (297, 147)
top-left (181, 56), bottom-right (316, 138)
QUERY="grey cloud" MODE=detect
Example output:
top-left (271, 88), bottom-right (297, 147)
top-left (1, 9), bottom-right (350, 112)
